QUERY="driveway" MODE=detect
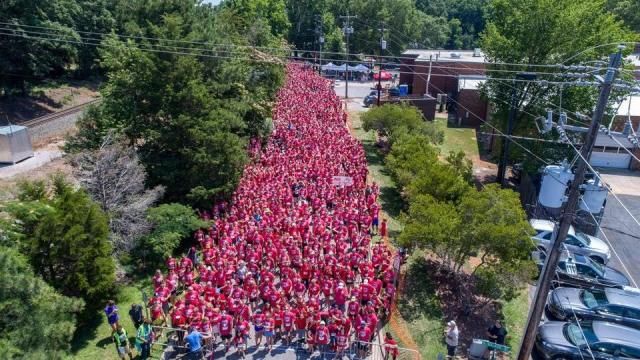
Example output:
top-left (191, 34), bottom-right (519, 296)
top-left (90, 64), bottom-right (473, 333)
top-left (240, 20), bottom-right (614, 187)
top-left (598, 170), bottom-right (640, 287)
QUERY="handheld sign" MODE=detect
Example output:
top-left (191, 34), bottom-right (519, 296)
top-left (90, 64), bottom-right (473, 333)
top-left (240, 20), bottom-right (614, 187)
top-left (332, 176), bottom-right (353, 187)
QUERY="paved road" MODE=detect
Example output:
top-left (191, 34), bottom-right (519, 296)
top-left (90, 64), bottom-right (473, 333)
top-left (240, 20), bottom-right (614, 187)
top-left (597, 170), bottom-right (640, 288)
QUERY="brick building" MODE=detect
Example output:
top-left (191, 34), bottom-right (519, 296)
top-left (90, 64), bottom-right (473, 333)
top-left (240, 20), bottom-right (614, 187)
top-left (399, 49), bottom-right (490, 126)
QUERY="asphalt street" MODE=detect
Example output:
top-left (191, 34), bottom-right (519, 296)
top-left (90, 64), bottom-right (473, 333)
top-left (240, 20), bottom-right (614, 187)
top-left (597, 170), bottom-right (640, 288)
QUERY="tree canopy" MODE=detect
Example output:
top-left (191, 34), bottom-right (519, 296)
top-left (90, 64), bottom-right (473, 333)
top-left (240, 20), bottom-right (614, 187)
top-left (0, 246), bottom-right (84, 359)
top-left (3, 177), bottom-right (116, 316)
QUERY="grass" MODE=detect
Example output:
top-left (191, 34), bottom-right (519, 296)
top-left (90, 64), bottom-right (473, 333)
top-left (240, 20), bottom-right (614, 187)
top-left (349, 110), bottom-right (404, 238)
top-left (501, 288), bottom-right (530, 357)
top-left (433, 117), bottom-right (480, 159)
top-left (397, 255), bottom-right (447, 360)
top-left (350, 109), bottom-right (531, 359)
top-left (71, 279), bottom-right (163, 360)
top-left (350, 110), bottom-right (445, 358)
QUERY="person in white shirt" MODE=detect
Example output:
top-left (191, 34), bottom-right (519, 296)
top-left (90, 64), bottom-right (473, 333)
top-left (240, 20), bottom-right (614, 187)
top-left (445, 320), bottom-right (459, 359)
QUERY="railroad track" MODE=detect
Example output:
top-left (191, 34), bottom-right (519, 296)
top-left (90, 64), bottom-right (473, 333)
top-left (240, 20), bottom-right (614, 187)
top-left (21, 98), bottom-right (101, 128)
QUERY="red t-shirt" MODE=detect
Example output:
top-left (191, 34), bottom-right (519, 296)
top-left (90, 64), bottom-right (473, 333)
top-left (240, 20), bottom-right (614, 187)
top-left (219, 314), bottom-right (233, 335)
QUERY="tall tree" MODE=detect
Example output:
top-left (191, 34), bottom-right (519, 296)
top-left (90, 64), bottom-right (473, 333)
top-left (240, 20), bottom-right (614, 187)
top-left (70, 134), bottom-right (164, 255)
top-left (481, 0), bottom-right (634, 170)
top-left (0, 0), bottom-right (81, 94)
top-left (0, 246), bottom-right (84, 359)
top-left (4, 176), bottom-right (116, 315)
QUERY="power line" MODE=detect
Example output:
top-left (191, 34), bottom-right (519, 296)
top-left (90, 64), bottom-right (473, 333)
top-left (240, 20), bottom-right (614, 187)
top-left (0, 20), bottom-right (582, 70)
top-left (0, 30), bottom-right (583, 86)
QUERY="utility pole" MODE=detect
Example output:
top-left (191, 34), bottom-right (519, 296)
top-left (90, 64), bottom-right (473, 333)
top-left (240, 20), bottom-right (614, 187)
top-left (376, 21), bottom-right (386, 106)
top-left (340, 1), bottom-right (356, 99)
top-left (426, 54), bottom-right (433, 96)
top-left (517, 46), bottom-right (625, 360)
top-left (315, 15), bottom-right (324, 76)
top-left (496, 72), bottom-right (537, 186)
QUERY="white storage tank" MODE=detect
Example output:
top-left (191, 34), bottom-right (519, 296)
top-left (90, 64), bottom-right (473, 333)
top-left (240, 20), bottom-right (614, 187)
top-left (0, 125), bottom-right (34, 164)
top-left (580, 178), bottom-right (608, 213)
top-left (538, 164), bottom-right (574, 208)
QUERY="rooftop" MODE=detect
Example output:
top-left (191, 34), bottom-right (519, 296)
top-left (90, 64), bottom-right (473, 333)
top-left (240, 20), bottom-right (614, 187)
top-left (458, 75), bottom-right (487, 91)
top-left (0, 125), bottom-right (28, 136)
top-left (403, 49), bottom-right (487, 64)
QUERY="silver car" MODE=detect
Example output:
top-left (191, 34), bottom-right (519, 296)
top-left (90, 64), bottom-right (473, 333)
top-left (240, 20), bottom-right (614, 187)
top-left (536, 321), bottom-right (640, 359)
top-left (548, 287), bottom-right (640, 329)
top-left (530, 219), bottom-right (611, 264)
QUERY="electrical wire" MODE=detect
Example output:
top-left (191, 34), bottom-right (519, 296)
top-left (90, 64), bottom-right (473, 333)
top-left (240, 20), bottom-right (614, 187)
top-left (0, 20), bottom-right (577, 70)
top-left (579, 199), bottom-right (639, 288)
top-left (0, 30), bottom-right (585, 86)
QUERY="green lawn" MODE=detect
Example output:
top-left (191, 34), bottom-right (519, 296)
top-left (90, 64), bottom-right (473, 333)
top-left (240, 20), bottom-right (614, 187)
top-left (349, 111), bottom-right (404, 239)
top-left (433, 117), bottom-right (480, 159)
top-left (351, 110), bottom-right (530, 359)
top-left (501, 288), bottom-right (530, 356)
top-left (71, 279), bottom-right (164, 360)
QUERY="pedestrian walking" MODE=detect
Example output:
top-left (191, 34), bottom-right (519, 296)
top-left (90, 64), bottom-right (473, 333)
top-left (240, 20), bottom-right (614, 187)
top-left (384, 332), bottom-right (399, 360)
top-left (185, 326), bottom-right (208, 360)
top-left (380, 218), bottom-right (388, 239)
top-left (112, 325), bottom-right (134, 360)
top-left (129, 304), bottom-right (144, 329)
top-left (136, 318), bottom-right (153, 360)
top-left (105, 300), bottom-right (120, 334)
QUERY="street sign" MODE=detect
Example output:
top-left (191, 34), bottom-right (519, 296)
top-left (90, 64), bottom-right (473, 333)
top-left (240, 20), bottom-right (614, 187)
top-left (332, 176), bottom-right (353, 187)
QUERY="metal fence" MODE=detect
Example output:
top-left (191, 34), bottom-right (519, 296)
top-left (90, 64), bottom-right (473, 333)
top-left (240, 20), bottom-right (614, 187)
top-left (151, 325), bottom-right (420, 360)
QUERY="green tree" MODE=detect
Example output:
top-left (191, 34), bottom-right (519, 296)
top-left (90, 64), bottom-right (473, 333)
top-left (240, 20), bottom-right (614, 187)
top-left (361, 104), bottom-right (443, 146)
top-left (399, 185), bottom-right (534, 276)
top-left (386, 133), bottom-right (471, 203)
top-left (143, 204), bottom-right (210, 263)
top-left (0, 246), bottom-right (84, 359)
top-left (67, 2), bottom-right (285, 206)
top-left (481, 0), bottom-right (634, 170)
top-left (0, 0), bottom-right (81, 94)
top-left (607, 0), bottom-right (640, 33)
top-left (4, 177), bottom-right (116, 314)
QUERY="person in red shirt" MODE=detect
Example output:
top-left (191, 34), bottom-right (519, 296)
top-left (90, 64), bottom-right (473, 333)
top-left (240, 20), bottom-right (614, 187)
top-left (234, 318), bottom-right (250, 359)
top-left (253, 309), bottom-right (265, 347)
top-left (263, 311), bottom-right (276, 351)
top-left (294, 306), bottom-right (307, 343)
top-left (357, 320), bottom-right (373, 359)
top-left (281, 305), bottom-right (296, 346)
top-left (314, 320), bottom-right (330, 354)
top-left (384, 332), bottom-right (399, 360)
top-left (219, 310), bottom-right (234, 351)
top-left (170, 308), bottom-right (187, 345)
top-left (380, 218), bottom-right (388, 239)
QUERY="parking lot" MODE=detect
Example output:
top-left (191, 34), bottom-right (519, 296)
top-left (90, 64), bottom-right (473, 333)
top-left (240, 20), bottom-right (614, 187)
top-left (598, 170), bottom-right (640, 287)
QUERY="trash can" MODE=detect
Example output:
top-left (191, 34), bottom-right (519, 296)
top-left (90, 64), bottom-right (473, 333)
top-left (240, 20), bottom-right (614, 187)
top-left (399, 84), bottom-right (409, 97)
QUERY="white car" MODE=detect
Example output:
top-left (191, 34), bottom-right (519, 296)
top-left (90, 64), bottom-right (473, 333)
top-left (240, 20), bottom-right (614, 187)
top-left (530, 219), bottom-right (611, 264)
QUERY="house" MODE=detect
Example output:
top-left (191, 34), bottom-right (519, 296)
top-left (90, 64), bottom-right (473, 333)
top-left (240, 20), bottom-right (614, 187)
top-left (591, 95), bottom-right (640, 170)
top-left (455, 75), bottom-right (490, 126)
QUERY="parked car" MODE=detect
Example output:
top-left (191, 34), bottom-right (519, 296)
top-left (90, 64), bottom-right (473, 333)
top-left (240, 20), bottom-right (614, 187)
top-left (547, 287), bottom-right (640, 329)
top-left (536, 252), bottom-right (630, 289)
top-left (363, 91), bottom-right (378, 107)
top-left (530, 219), bottom-right (611, 264)
top-left (535, 321), bottom-right (640, 359)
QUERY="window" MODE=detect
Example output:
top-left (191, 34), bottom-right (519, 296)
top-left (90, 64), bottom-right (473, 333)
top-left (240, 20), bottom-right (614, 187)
top-left (580, 290), bottom-right (608, 309)
top-left (624, 308), bottom-right (640, 320)
top-left (576, 264), bottom-right (598, 278)
top-left (604, 146), bottom-right (620, 153)
top-left (565, 235), bottom-right (583, 247)
top-left (619, 345), bottom-right (640, 358)
top-left (592, 343), bottom-right (618, 355)
top-left (599, 305), bottom-right (625, 316)
top-left (541, 232), bottom-right (552, 240)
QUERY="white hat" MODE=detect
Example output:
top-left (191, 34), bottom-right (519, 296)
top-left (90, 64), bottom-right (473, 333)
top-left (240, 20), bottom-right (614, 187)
top-left (448, 320), bottom-right (456, 326)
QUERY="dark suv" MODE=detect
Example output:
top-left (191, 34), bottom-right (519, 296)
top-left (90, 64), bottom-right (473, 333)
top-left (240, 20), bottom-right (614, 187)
top-left (536, 321), bottom-right (640, 359)
top-left (547, 287), bottom-right (640, 329)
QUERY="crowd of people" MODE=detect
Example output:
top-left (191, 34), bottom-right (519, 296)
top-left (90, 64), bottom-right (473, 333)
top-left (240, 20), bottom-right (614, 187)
top-left (142, 65), bottom-right (400, 359)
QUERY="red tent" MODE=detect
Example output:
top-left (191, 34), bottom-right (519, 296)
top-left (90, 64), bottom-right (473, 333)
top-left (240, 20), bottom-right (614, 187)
top-left (373, 71), bottom-right (392, 81)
